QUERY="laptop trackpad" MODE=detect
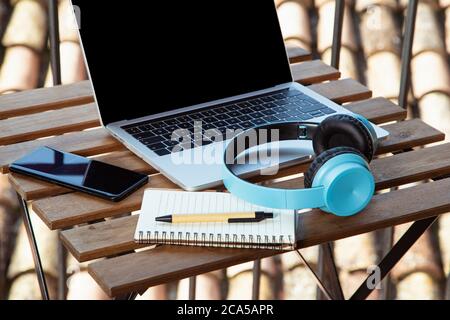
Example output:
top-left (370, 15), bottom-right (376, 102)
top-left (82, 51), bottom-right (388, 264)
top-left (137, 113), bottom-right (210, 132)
top-left (229, 140), bottom-right (313, 178)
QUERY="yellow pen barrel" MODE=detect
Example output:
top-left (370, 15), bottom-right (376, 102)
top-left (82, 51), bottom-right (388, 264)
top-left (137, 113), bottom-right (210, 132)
top-left (171, 212), bottom-right (255, 223)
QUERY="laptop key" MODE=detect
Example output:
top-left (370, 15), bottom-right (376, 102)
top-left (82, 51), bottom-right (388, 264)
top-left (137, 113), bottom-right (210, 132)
top-left (214, 121), bottom-right (228, 127)
top-left (164, 119), bottom-right (178, 125)
top-left (286, 110), bottom-right (303, 117)
top-left (262, 102), bottom-right (276, 108)
top-left (238, 115), bottom-right (252, 121)
top-left (125, 127), bottom-right (141, 134)
top-left (225, 104), bottom-right (240, 111)
top-left (201, 110), bottom-right (217, 117)
top-left (310, 111), bottom-right (324, 117)
top-left (134, 131), bottom-right (157, 140)
top-left (263, 115), bottom-right (279, 123)
top-left (227, 124), bottom-right (244, 131)
top-left (146, 142), bottom-right (166, 150)
top-left (273, 106), bottom-right (287, 113)
top-left (276, 112), bottom-right (290, 119)
top-left (237, 102), bottom-right (252, 108)
top-left (201, 116), bottom-right (216, 123)
top-left (298, 105), bottom-right (323, 113)
top-left (300, 114), bottom-right (314, 120)
top-left (240, 121), bottom-right (253, 128)
top-left (203, 123), bottom-right (216, 130)
top-left (261, 96), bottom-right (275, 102)
top-left (249, 111), bottom-right (264, 119)
top-left (163, 140), bottom-right (180, 147)
top-left (152, 128), bottom-right (168, 135)
top-left (188, 113), bottom-right (203, 120)
top-left (225, 118), bottom-right (240, 125)
top-left (177, 116), bottom-right (191, 123)
top-left (165, 125), bottom-right (179, 132)
top-left (227, 110), bottom-right (242, 117)
top-left (178, 122), bottom-right (193, 129)
top-left (248, 99), bottom-right (263, 106)
top-left (261, 109), bottom-right (277, 116)
top-left (274, 99), bottom-right (289, 106)
top-left (215, 113), bottom-right (231, 120)
top-left (251, 105), bottom-right (265, 112)
top-left (320, 107), bottom-right (337, 114)
top-left (153, 148), bottom-right (171, 156)
top-left (241, 107), bottom-right (254, 114)
top-left (137, 124), bottom-right (152, 131)
top-left (140, 136), bottom-right (164, 145)
top-left (151, 122), bottom-right (164, 129)
top-left (251, 118), bottom-right (267, 126)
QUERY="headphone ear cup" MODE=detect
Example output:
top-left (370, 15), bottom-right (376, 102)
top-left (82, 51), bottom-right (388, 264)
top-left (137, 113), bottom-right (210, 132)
top-left (304, 146), bottom-right (364, 188)
top-left (313, 114), bottom-right (375, 162)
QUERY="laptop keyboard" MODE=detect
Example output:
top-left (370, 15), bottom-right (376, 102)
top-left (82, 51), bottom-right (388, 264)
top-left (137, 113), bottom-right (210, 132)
top-left (121, 88), bottom-right (336, 156)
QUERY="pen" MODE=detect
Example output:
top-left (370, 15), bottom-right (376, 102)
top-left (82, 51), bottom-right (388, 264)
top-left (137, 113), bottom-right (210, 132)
top-left (155, 211), bottom-right (274, 223)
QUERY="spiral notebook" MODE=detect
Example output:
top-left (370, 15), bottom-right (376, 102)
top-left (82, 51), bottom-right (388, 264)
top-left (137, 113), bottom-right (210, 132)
top-left (134, 189), bottom-right (297, 250)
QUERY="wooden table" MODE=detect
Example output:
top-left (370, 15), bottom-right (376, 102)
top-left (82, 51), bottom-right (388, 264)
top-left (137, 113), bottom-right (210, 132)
top-left (1, 49), bottom-right (449, 300)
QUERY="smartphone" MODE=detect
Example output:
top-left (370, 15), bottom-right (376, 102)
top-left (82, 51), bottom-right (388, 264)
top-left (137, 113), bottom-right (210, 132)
top-left (9, 147), bottom-right (149, 201)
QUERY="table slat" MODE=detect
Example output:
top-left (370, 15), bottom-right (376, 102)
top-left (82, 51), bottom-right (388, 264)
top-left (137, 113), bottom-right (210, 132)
top-left (32, 119), bottom-right (444, 230)
top-left (0, 104), bottom-right (100, 146)
top-left (291, 60), bottom-right (340, 85)
top-left (308, 79), bottom-right (372, 103)
top-left (8, 97), bottom-right (406, 200)
top-left (62, 142), bottom-right (450, 262)
top-left (88, 177), bottom-right (450, 296)
top-left (0, 81), bottom-right (94, 119)
top-left (345, 97), bottom-right (406, 124)
top-left (286, 44), bottom-right (312, 63)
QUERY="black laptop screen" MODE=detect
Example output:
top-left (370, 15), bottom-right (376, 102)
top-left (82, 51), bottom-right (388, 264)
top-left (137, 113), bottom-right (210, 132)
top-left (73, 0), bottom-right (293, 125)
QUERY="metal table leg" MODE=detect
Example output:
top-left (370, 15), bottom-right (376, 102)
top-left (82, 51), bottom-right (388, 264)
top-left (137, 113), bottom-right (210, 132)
top-left (188, 276), bottom-right (197, 300)
top-left (57, 237), bottom-right (67, 300)
top-left (316, 243), bottom-right (344, 300)
top-left (350, 216), bottom-right (438, 300)
top-left (252, 259), bottom-right (261, 300)
top-left (16, 193), bottom-right (49, 300)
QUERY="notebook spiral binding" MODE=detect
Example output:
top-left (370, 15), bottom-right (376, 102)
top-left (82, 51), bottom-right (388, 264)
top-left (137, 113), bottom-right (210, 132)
top-left (138, 231), bottom-right (294, 250)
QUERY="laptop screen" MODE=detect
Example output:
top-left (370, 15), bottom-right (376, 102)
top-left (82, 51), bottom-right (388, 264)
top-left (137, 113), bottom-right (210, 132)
top-left (74, 0), bottom-right (293, 125)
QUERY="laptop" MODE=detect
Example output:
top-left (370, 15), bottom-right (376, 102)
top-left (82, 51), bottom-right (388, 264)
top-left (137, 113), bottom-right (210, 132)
top-left (74, 0), bottom-right (388, 190)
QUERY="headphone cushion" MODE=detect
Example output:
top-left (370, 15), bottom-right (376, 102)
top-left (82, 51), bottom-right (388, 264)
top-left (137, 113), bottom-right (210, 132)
top-left (304, 146), bottom-right (364, 188)
top-left (313, 114), bottom-right (374, 162)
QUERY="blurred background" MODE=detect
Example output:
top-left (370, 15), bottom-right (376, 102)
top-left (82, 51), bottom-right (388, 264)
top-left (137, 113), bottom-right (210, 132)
top-left (0, 0), bottom-right (449, 300)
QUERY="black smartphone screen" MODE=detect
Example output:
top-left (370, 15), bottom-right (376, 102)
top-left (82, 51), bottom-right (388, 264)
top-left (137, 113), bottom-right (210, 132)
top-left (10, 147), bottom-right (148, 201)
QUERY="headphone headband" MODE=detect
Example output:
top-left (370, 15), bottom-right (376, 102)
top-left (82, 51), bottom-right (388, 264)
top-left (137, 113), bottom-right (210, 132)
top-left (223, 121), bottom-right (325, 210)
top-left (222, 115), bottom-right (376, 214)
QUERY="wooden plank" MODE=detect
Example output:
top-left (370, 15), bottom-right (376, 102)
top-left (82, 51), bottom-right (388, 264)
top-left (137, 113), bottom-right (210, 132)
top-left (377, 119), bottom-right (444, 154)
top-left (345, 97), bottom-right (407, 124)
top-left (9, 151), bottom-right (156, 200)
top-left (33, 174), bottom-right (178, 230)
top-left (291, 60), bottom-right (340, 85)
top-left (89, 245), bottom-right (275, 297)
top-left (88, 178), bottom-right (450, 296)
top-left (32, 119), bottom-right (444, 231)
top-left (61, 142), bottom-right (450, 262)
top-left (0, 81), bottom-right (94, 119)
top-left (286, 43), bottom-right (312, 63)
top-left (0, 104), bottom-right (100, 145)
top-left (309, 79), bottom-right (372, 104)
top-left (8, 97), bottom-right (406, 200)
top-left (0, 128), bottom-right (123, 174)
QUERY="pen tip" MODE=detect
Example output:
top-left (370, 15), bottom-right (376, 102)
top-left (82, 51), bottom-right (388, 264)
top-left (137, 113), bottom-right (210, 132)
top-left (155, 215), bottom-right (172, 223)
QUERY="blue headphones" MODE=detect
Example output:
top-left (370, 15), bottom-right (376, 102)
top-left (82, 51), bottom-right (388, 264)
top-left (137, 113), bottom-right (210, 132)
top-left (222, 114), bottom-right (378, 216)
